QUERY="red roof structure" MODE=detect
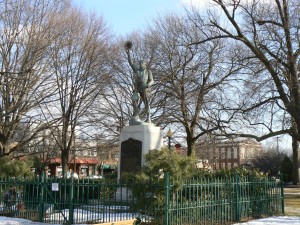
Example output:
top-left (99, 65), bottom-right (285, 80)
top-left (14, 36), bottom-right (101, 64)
top-left (48, 157), bottom-right (99, 164)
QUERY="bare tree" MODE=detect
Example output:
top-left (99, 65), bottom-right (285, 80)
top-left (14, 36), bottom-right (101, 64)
top-left (251, 147), bottom-right (286, 177)
top-left (188, 0), bottom-right (300, 182)
top-left (147, 14), bottom-right (241, 156)
top-left (43, 7), bottom-right (113, 177)
top-left (86, 40), bottom-right (132, 145)
top-left (0, 0), bottom-right (69, 157)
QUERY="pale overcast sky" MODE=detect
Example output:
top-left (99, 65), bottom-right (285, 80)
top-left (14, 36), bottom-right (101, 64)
top-left (72, 0), bottom-right (207, 36)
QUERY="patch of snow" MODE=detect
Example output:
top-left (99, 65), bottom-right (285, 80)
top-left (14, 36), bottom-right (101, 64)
top-left (0, 215), bottom-right (299, 225)
top-left (0, 216), bottom-right (63, 225)
top-left (233, 216), bottom-right (300, 225)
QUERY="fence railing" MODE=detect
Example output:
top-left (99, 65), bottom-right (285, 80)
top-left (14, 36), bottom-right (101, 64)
top-left (0, 173), bottom-right (284, 225)
top-left (166, 174), bottom-right (284, 225)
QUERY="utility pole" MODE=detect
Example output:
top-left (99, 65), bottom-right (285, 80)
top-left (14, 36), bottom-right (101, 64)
top-left (166, 129), bottom-right (172, 149)
top-left (276, 137), bottom-right (279, 154)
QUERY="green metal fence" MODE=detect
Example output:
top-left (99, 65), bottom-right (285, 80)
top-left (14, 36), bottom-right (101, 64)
top-left (166, 174), bottom-right (284, 225)
top-left (0, 173), bottom-right (284, 225)
top-left (0, 174), bottom-right (160, 224)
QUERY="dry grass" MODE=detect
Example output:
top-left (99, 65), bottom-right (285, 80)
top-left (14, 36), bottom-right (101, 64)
top-left (94, 219), bottom-right (136, 225)
top-left (284, 188), bottom-right (300, 194)
top-left (284, 187), bottom-right (300, 216)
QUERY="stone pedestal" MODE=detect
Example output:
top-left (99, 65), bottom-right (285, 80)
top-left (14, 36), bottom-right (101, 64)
top-left (118, 124), bottom-right (163, 179)
top-left (116, 124), bottom-right (163, 201)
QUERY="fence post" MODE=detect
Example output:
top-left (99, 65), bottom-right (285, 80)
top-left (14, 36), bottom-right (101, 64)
top-left (38, 172), bottom-right (45, 222)
top-left (280, 174), bottom-right (285, 214)
top-left (164, 172), bottom-right (170, 225)
top-left (69, 174), bottom-right (75, 224)
top-left (235, 175), bottom-right (240, 222)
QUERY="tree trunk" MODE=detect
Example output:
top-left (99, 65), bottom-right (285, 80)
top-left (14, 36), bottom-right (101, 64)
top-left (61, 150), bottom-right (69, 178)
top-left (186, 134), bottom-right (195, 157)
top-left (292, 136), bottom-right (300, 184)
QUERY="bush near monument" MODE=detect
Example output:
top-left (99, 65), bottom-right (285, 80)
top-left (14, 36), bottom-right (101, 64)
top-left (127, 148), bottom-right (274, 224)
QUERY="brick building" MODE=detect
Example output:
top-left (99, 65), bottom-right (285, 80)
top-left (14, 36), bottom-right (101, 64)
top-left (196, 139), bottom-right (262, 171)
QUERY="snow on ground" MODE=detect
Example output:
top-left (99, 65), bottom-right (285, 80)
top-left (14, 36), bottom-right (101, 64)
top-left (0, 216), bottom-right (61, 225)
top-left (45, 208), bottom-right (142, 223)
top-left (233, 216), bottom-right (300, 225)
top-left (0, 216), bottom-right (300, 225)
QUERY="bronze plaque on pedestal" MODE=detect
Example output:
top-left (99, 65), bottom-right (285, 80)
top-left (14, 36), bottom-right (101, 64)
top-left (120, 138), bottom-right (142, 175)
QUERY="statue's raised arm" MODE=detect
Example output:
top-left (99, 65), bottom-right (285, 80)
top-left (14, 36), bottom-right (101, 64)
top-left (125, 41), bottom-right (136, 73)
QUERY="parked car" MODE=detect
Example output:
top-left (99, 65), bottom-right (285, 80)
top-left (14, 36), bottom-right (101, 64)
top-left (86, 175), bottom-right (103, 179)
top-left (59, 172), bottom-right (78, 179)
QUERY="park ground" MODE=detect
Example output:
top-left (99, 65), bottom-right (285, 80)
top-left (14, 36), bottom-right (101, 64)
top-left (284, 185), bottom-right (300, 216)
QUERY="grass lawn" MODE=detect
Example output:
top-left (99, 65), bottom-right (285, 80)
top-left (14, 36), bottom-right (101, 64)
top-left (284, 187), bottom-right (300, 216)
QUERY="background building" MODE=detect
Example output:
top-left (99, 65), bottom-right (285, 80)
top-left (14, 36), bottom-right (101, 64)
top-left (196, 139), bottom-right (262, 171)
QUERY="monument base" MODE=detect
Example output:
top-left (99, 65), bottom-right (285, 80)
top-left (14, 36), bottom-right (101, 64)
top-left (115, 187), bottom-right (133, 202)
top-left (118, 124), bottom-right (163, 179)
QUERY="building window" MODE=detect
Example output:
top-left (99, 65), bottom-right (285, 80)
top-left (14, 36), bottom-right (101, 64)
top-left (93, 150), bottom-right (97, 156)
top-left (248, 148), bottom-right (254, 159)
top-left (233, 147), bottom-right (238, 159)
top-left (221, 148), bottom-right (225, 159)
top-left (227, 147), bottom-right (231, 159)
top-left (213, 148), bottom-right (218, 159)
top-left (240, 147), bottom-right (245, 159)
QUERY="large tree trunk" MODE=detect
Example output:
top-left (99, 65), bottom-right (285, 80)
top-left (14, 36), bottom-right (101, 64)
top-left (292, 136), bottom-right (300, 184)
top-left (186, 133), bottom-right (195, 156)
top-left (61, 150), bottom-right (69, 178)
